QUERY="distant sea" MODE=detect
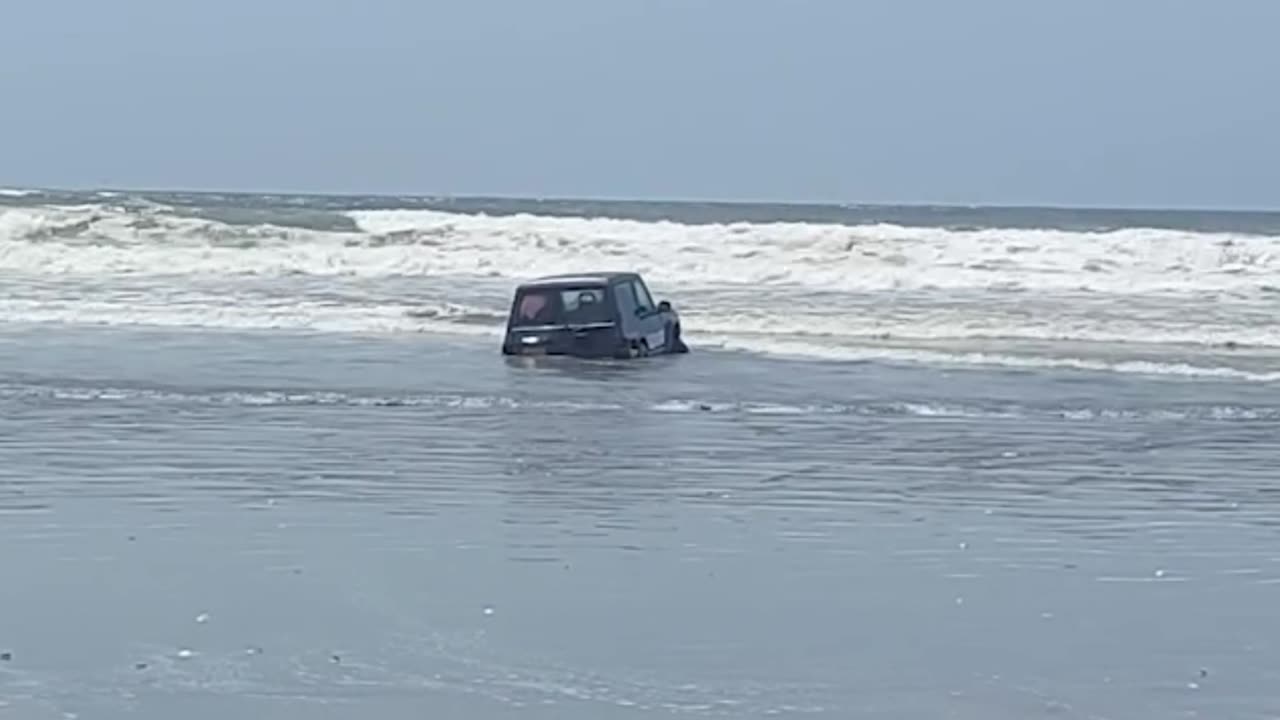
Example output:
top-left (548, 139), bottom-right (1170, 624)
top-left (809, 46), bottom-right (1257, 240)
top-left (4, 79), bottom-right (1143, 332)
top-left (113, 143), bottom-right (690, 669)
top-left (3, 186), bottom-right (1279, 719)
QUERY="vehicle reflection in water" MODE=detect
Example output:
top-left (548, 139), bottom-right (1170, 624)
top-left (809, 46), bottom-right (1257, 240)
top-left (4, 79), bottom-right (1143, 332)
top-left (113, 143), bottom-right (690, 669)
top-left (501, 352), bottom-right (678, 384)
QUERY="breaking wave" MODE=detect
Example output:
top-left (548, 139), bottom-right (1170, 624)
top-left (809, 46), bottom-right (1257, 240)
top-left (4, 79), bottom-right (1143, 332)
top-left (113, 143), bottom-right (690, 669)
top-left (3, 197), bottom-right (1279, 380)
top-left (2, 203), bottom-right (1278, 295)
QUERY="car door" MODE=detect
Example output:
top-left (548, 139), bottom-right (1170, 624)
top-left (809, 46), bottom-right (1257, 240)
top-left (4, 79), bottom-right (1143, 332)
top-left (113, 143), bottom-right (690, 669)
top-left (629, 277), bottom-right (668, 351)
top-left (611, 280), bottom-right (642, 344)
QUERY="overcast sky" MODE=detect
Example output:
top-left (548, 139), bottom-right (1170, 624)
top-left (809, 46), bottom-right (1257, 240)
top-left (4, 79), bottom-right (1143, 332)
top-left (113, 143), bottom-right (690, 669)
top-left (2, 0), bottom-right (1278, 208)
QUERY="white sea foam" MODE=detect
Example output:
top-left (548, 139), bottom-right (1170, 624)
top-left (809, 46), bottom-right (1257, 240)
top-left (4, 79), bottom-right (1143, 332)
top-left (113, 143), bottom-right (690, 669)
top-left (0, 296), bottom-right (503, 337)
top-left (346, 209), bottom-right (1280, 295)
top-left (3, 381), bottom-right (1276, 420)
top-left (696, 334), bottom-right (1280, 383)
top-left (1, 203), bottom-right (1276, 294)
top-left (3, 202), bottom-right (1279, 380)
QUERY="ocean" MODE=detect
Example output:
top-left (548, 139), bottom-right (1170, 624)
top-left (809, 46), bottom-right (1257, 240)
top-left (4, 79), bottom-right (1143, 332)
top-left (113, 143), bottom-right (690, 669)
top-left (2, 187), bottom-right (1279, 718)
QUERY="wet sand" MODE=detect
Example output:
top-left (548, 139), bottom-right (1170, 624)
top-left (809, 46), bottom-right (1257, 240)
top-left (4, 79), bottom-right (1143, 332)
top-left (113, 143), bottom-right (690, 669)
top-left (2, 325), bottom-right (1278, 719)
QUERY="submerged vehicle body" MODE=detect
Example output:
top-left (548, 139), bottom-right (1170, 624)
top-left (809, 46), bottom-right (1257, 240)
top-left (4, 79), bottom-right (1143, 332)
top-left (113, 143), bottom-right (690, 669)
top-left (501, 271), bottom-right (689, 358)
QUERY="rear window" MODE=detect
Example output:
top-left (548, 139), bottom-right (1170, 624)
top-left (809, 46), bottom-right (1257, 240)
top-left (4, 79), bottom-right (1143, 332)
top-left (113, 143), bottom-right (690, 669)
top-left (511, 286), bottom-right (613, 326)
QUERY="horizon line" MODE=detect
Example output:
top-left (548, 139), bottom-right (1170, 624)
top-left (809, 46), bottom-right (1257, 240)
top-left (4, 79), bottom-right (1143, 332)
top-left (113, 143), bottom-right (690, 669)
top-left (6, 181), bottom-right (1280, 216)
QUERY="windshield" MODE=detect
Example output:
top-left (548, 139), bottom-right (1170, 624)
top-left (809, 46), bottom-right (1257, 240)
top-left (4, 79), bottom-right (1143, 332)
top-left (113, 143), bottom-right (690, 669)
top-left (511, 286), bottom-right (612, 327)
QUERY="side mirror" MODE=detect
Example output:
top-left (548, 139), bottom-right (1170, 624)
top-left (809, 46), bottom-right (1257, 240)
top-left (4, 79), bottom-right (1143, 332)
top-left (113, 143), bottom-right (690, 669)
top-left (657, 300), bottom-right (672, 312)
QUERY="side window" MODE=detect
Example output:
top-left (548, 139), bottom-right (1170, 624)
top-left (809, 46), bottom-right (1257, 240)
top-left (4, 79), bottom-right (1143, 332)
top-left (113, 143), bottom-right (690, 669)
top-left (614, 281), bottom-right (638, 317)
top-left (631, 279), bottom-right (655, 314)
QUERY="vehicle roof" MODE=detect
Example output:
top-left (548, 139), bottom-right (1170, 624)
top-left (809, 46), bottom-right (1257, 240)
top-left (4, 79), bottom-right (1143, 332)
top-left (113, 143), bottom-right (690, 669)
top-left (516, 271), bottom-right (639, 288)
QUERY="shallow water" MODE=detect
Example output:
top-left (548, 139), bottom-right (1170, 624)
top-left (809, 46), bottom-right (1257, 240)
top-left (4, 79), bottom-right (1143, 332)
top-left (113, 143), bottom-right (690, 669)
top-left (2, 325), bottom-right (1278, 719)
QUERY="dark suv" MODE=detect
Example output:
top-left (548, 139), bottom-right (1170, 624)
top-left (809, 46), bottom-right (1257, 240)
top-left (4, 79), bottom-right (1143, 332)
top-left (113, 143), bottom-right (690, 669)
top-left (501, 272), bottom-right (689, 358)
